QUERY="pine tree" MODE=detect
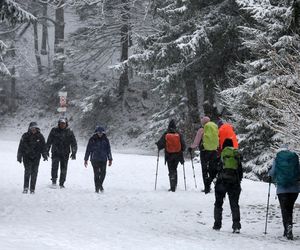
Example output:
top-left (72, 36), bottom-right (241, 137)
top-left (220, 0), bottom-right (299, 180)
top-left (0, 0), bottom-right (35, 75)
top-left (127, 0), bottom-right (243, 133)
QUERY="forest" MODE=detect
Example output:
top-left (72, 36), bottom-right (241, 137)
top-left (1, 0), bottom-right (300, 180)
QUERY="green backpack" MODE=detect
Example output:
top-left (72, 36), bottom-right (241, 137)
top-left (274, 150), bottom-right (300, 187)
top-left (203, 122), bottom-right (219, 151)
top-left (220, 147), bottom-right (241, 184)
top-left (221, 147), bottom-right (240, 170)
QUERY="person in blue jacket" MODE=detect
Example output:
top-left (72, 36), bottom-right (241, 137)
top-left (269, 144), bottom-right (300, 240)
top-left (84, 126), bottom-right (113, 193)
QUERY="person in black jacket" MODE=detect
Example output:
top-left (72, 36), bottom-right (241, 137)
top-left (46, 118), bottom-right (77, 188)
top-left (213, 138), bottom-right (243, 233)
top-left (84, 126), bottom-right (113, 193)
top-left (156, 119), bottom-right (186, 192)
top-left (17, 122), bottom-right (48, 194)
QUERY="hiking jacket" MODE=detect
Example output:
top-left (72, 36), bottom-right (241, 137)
top-left (17, 130), bottom-right (47, 161)
top-left (84, 134), bottom-right (112, 162)
top-left (269, 156), bottom-right (300, 194)
top-left (46, 127), bottom-right (77, 157)
top-left (156, 129), bottom-right (186, 165)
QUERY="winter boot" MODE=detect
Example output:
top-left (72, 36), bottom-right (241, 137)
top-left (30, 190), bottom-right (35, 194)
top-left (22, 188), bottom-right (28, 194)
top-left (99, 186), bottom-right (104, 193)
top-left (286, 224), bottom-right (293, 240)
top-left (233, 228), bottom-right (240, 234)
top-left (213, 222), bottom-right (221, 231)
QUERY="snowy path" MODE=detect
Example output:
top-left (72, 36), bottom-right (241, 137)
top-left (0, 139), bottom-right (300, 250)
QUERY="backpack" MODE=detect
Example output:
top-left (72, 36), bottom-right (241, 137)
top-left (218, 123), bottom-right (239, 150)
top-left (203, 122), bottom-right (219, 151)
top-left (220, 147), bottom-right (241, 184)
top-left (165, 133), bottom-right (181, 153)
top-left (274, 150), bottom-right (300, 187)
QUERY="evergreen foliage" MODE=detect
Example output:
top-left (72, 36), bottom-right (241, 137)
top-left (220, 0), bottom-right (299, 180)
top-left (0, 0), bottom-right (35, 75)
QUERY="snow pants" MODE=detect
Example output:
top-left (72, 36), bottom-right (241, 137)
top-left (23, 157), bottom-right (40, 191)
top-left (278, 193), bottom-right (299, 234)
top-left (167, 159), bottom-right (179, 192)
top-left (214, 182), bottom-right (241, 230)
top-left (51, 155), bottom-right (69, 186)
top-left (200, 150), bottom-right (218, 192)
top-left (92, 160), bottom-right (107, 192)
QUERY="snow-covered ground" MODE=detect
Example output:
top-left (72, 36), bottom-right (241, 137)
top-left (0, 139), bottom-right (300, 250)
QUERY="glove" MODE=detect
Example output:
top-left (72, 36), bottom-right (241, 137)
top-left (70, 153), bottom-right (76, 160)
top-left (108, 160), bottom-right (112, 166)
top-left (17, 157), bottom-right (22, 163)
top-left (43, 156), bottom-right (48, 161)
top-left (188, 147), bottom-right (193, 153)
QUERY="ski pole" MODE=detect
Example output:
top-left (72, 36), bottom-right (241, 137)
top-left (264, 181), bottom-right (271, 234)
top-left (183, 163), bottom-right (187, 191)
top-left (155, 150), bottom-right (159, 190)
top-left (190, 152), bottom-right (197, 189)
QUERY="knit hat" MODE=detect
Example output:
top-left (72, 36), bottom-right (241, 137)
top-left (29, 122), bottom-right (39, 129)
top-left (201, 116), bottom-right (210, 125)
top-left (95, 126), bottom-right (105, 134)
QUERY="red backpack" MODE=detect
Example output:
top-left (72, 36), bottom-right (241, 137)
top-left (165, 133), bottom-right (181, 153)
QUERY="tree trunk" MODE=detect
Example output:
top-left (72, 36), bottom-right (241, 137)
top-left (185, 75), bottom-right (199, 125)
top-left (54, 0), bottom-right (65, 76)
top-left (41, 2), bottom-right (48, 55)
top-left (33, 11), bottom-right (42, 73)
top-left (289, 0), bottom-right (300, 33)
top-left (10, 65), bottom-right (16, 112)
top-left (119, 0), bottom-right (130, 97)
top-left (203, 77), bottom-right (218, 120)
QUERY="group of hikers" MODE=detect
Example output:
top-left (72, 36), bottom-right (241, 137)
top-left (17, 118), bottom-right (112, 194)
top-left (16, 115), bottom-right (300, 240)
top-left (156, 116), bottom-right (300, 240)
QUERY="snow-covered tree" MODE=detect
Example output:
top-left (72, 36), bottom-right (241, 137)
top-left (220, 0), bottom-right (298, 180)
top-left (126, 0), bottom-right (243, 136)
top-left (0, 0), bottom-right (35, 75)
top-left (69, 0), bottom-right (148, 97)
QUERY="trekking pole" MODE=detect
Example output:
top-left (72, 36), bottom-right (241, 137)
top-left (264, 181), bottom-right (271, 234)
top-left (155, 150), bottom-right (159, 190)
top-left (190, 152), bottom-right (197, 189)
top-left (183, 163), bottom-right (187, 191)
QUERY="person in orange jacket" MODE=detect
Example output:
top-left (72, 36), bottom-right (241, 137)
top-left (217, 119), bottom-right (239, 151)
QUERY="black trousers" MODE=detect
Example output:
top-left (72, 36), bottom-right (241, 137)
top-left (278, 193), bottom-right (299, 232)
top-left (51, 155), bottom-right (69, 185)
top-left (200, 150), bottom-right (218, 190)
top-left (91, 161), bottom-right (107, 191)
top-left (214, 182), bottom-right (241, 229)
top-left (23, 158), bottom-right (40, 191)
top-left (167, 159), bottom-right (179, 191)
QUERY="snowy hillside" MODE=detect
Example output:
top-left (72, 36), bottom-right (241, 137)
top-left (0, 139), bottom-right (300, 250)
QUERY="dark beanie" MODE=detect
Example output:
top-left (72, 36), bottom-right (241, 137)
top-left (168, 119), bottom-right (176, 130)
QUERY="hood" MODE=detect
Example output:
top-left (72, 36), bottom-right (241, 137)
top-left (94, 126), bottom-right (106, 134)
top-left (168, 119), bottom-right (177, 131)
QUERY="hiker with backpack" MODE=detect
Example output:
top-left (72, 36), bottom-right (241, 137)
top-left (156, 119), bottom-right (186, 192)
top-left (188, 116), bottom-right (219, 194)
top-left (268, 144), bottom-right (300, 240)
top-left (213, 138), bottom-right (243, 233)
